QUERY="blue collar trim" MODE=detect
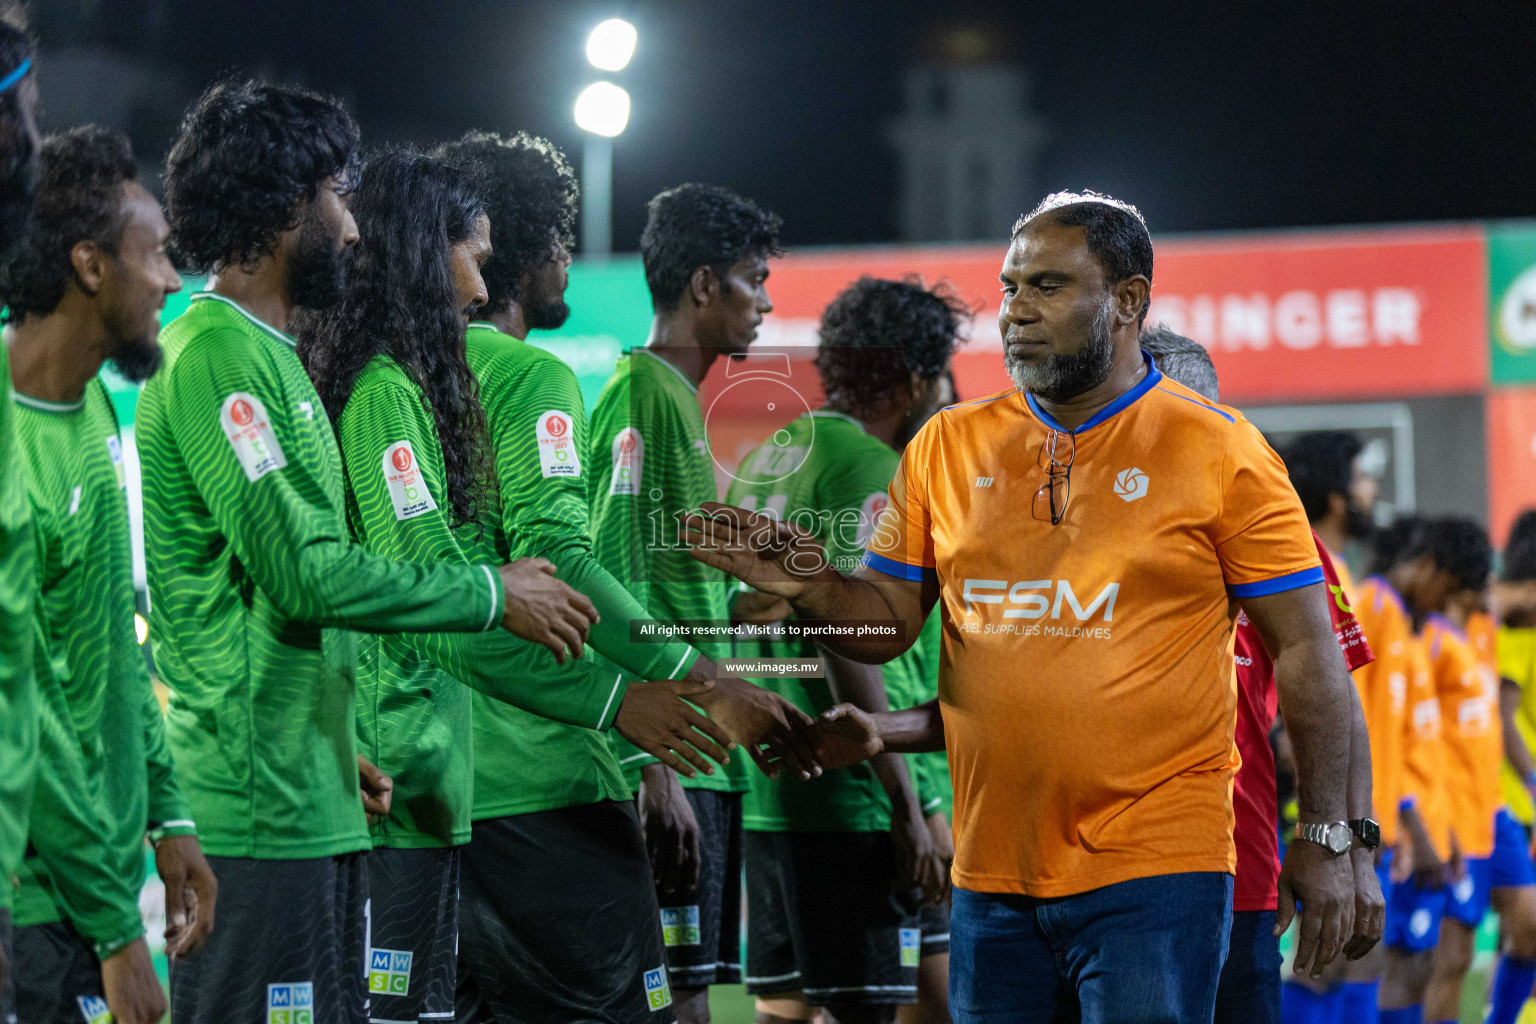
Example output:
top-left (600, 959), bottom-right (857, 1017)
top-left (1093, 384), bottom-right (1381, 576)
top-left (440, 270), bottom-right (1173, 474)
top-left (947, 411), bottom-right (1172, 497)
top-left (1024, 350), bottom-right (1163, 435)
top-left (0, 58), bottom-right (30, 94)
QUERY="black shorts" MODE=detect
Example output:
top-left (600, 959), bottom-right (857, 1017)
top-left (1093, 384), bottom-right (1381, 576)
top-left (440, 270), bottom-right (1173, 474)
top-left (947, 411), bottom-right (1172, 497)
top-left (455, 800), bottom-right (673, 1024)
top-left (919, 895), bottom-right (950, 958)
top-left (0, 909), bottom-right (12, 1024)
top-left (170, 852), bottom-right (368, 1024)
top-left (11, 919), bottom-right (107, 1024)
top-left (658, 788), bottom-right (743, 989)
top-left (744, 830), bottom-right (921, 1008)
top-left (367, 846), bottom-right (460, 1024)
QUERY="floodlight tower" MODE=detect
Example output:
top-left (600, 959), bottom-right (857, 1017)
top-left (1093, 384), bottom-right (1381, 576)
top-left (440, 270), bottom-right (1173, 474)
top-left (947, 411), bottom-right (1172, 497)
top-left (576, 18), bottom-right (636, 259)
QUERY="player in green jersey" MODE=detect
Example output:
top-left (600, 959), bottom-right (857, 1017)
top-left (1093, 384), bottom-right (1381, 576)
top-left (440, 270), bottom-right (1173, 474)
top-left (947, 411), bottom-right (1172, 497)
top-left (3, 125), bottom-right (221, 1024)
top-left (436, 135), bottom-right (821, 1024)
top-left (588, 182), bottom-right (828, 1023)
top-left (299, 148), bottom-right (744, 1024)
top-left (724, 278), bottom-right (962, 1024)
top-left (140, 83), bottom-right (598, 1024)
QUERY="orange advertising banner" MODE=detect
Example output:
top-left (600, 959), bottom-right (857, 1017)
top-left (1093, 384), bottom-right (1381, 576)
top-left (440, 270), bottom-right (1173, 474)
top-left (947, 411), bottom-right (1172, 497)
top-left (754, 226), bottom-right (1489, 404)
top-left (1486, 388), bottom-right (1536, 546)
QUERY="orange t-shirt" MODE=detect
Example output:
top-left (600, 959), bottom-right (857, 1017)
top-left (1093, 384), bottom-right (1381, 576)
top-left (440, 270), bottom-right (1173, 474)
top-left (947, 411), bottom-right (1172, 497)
top-left (863, 365), bottom-right (1322, 898)
top-left (1424, 614), bottom-right (1503, 858)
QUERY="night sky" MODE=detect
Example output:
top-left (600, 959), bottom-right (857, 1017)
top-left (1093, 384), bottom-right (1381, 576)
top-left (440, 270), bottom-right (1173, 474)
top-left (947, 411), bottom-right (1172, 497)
top-left (34, 0), bottom-right (1536, 250)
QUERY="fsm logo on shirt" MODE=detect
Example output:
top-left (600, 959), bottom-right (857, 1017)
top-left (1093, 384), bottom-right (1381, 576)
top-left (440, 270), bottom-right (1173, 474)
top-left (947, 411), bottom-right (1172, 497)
top-left (536, 409), bottom-right (582, 478)
top-left (368, 948), bottom-right (412, 995)
top-left (643, 966), bottom-right (673, 1010)
top-left (382, 440), bottom-right (438, 521)
top-left (962, 578), bottom-right (1120, 621)
top-left (660, 905), bottom-right (701, 946)
top-left (75, 996), bottom-right (111, 1024)
top-left (266, 981), bottom-right (313, 1024)
top-left (1113, 467), bottom-right (1149, 501)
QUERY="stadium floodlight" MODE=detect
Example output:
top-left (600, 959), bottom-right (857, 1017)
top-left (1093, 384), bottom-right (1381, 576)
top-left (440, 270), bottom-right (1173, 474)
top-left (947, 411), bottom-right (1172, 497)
top-left (575, 82), bottom-right (631, 259)
top-left (574, 81), bottom-right (631, 137)
top-left (585, 18), bottom-right (637, 72)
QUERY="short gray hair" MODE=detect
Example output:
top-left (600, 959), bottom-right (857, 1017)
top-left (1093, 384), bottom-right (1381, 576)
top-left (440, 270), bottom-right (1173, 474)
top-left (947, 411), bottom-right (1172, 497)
top-left (1141, 323), bottom-right (1218, 402)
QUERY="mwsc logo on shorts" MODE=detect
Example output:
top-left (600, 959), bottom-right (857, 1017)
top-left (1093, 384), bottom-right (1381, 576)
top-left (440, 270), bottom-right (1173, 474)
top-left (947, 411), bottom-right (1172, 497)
top-left (643, 966), bottom-right (673, 1010)
top-left (75, 996), bottom-right (111, 1024)
top-left (369, 948), bottom-right (413, 994)
top-left (266, 981), bottom-right (313, 1024)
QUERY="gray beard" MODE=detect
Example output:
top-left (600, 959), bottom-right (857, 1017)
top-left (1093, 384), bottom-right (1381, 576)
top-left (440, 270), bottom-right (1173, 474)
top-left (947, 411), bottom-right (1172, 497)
top-left (1005, 302), bottom-right (1115, 402)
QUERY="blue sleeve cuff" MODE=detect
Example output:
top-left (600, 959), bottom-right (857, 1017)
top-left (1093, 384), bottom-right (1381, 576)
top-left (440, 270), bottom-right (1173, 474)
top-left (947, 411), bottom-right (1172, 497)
top-left (861, 550), bottom-right (937, 583)
top-left (1229, 565), bottom-right (1326, 599)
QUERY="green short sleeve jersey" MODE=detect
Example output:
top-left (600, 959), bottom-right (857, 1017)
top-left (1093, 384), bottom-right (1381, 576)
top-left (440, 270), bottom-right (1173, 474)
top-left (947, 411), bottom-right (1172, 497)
top-left (882, 610), bottom-right (950, 819)
top-left (10, 378), bottom-right (195, 932)
top-left (724, 411), bottom-right (908, 832)
top-left (336, 352), bottom-right (641, 843)
top-left (0, 340), bottom-right (38, 911)
top-left (464, 324), bottom-right (700, 819)
top-left (587, 350), bottom-right (747, 793)
top-left (136, 293), bottom-right (505, 858)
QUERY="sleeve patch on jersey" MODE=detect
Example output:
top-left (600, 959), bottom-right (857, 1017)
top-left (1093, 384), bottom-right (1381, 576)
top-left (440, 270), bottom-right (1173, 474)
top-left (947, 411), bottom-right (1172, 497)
top-left (220, 392), bottom-right (287, 483)
top-left (536, 409), bottom-right (582, 478)
top-left (381, 440), bottom-right (439, 521)
top-left (856, 491), bottom-right (890, 547)
top-left (609, 427), bottom-right (644, 496)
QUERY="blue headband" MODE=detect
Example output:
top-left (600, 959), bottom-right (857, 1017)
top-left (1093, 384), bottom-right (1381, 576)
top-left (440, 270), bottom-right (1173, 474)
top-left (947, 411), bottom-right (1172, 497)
top-left (0, 57), bottom-right (30, 94)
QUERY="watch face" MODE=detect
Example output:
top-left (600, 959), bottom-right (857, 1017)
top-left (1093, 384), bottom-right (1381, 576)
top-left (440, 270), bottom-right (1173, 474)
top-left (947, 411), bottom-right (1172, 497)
top-left (1358, 819), bottom-right (1381, 850)
top-left (1326, 824), bottom-right (1353, 855)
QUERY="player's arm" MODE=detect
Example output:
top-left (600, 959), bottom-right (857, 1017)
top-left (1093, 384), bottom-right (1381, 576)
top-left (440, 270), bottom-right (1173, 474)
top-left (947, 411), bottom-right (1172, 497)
top-left (1244, 582), bottom-right (1360, 974)
top-left (489, 363), bottom-right (699, 682)
top-left (336, 380), bottom-right (729, 774)
top-left (166, 334), bottom-right (584, 649)
top-left (1342, 685), bottom-right (1384, 959)
top-left (24, 621), bottom-right (145, 959)
top-left (822, 646), bottom-right (945, 903)
top-left (130, 655), bottom-right (217, 959)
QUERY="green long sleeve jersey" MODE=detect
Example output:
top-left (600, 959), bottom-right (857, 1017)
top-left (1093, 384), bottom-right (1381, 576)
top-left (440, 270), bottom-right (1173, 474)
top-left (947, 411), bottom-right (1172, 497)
top-left (463, 324), bottom-right (697, 820)
top-left (136, 293), bottom-right (506, 859)
top-left (586, 349), bottom-right (748, 793)
top-left (0, 340), bottom-right (39, 910)
top-left (724, 411), bottom-right (938, 832)
top-left (335, 352), bottom-right (648, 844)
top-left (11, 379), bottom-right (194, 941)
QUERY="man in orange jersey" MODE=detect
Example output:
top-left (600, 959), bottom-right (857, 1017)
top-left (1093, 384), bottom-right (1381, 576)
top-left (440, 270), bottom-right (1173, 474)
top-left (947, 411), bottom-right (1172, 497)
top-left (687, 191), bottom-right (1373, 1023)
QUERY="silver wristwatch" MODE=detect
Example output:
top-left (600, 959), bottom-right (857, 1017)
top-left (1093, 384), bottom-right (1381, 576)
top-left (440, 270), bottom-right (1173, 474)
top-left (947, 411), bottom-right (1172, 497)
top-left (1293, 821), bottom-right (1354, 855)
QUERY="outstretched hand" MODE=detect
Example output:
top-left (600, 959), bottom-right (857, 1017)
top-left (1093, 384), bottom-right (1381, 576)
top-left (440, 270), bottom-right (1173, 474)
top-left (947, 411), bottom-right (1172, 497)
top-left (682, 502), bottom-right (832, 599)
top-left (697, 677), bottom-right (824, 780)
top-left (615, 678), bottom-right (734, 779)
top-left (814, 704), bottom-right (884, 770)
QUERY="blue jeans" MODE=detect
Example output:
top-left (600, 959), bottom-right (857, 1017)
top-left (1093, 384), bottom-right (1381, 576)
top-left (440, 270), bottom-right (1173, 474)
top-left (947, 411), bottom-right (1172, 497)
top-left (1214, 910), bottom-right (1280, 1024)
top-left (950, 872), bottom-right (1233, 1023)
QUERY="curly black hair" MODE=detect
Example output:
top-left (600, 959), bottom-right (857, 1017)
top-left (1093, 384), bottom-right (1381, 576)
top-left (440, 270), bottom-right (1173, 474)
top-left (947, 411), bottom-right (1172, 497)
top-left (640, 183), bottom-right (783, 311)
top-left (814, 276), bottom-right (967, 420)
top-left (436, 130), bottom-right (576, 315)
top-left (1504, 536), bottom-right (1536, 584)
top-left (0, 7), bottom-right (37, 271)
top-left (1, 126), bottom-right (136, 321)
top-left (297, 149), bottom-right (494, 529)
top-left (1405, 516), bottom-right (1492, 593)
top-left (165, 79), bottom-right (359, 275)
